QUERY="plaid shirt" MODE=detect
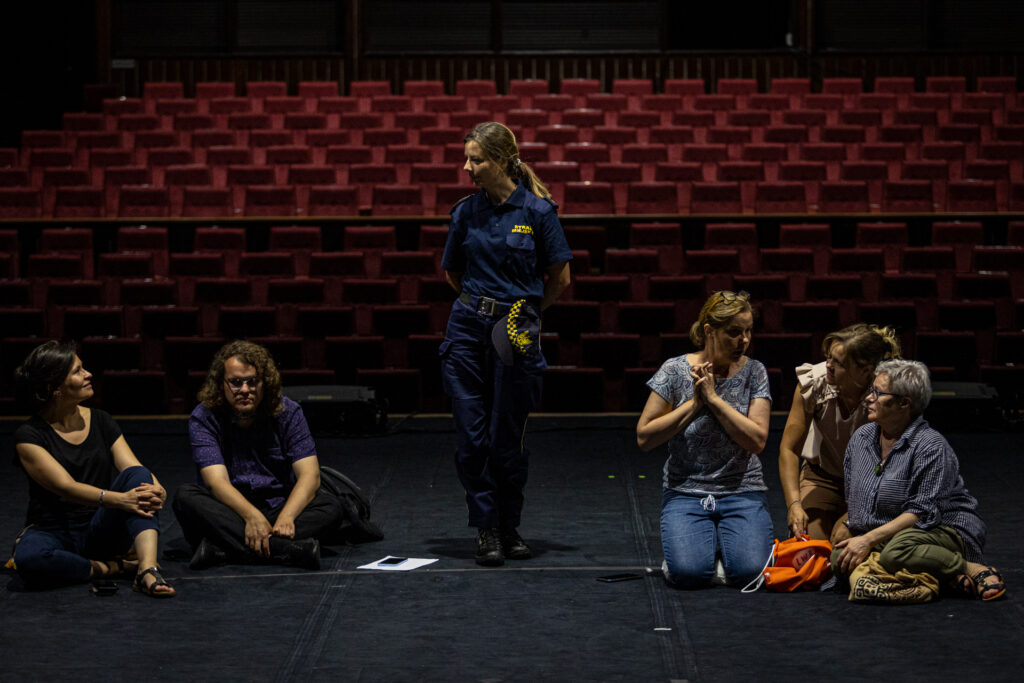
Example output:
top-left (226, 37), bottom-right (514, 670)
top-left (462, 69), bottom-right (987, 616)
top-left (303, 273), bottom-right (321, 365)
top-left (844, 415), bottom-right (985, 561)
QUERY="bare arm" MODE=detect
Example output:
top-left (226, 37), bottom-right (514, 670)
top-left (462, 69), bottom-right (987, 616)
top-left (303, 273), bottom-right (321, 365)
top-left (200, 464), bottom-right (273, 556)
top-left (271, 456), bottom-right (322, 539)
top-left (690, 362), bottom-right (771, 454)
top-left (834, 511), bottom-right (919, 574)
top-left (636, 390), bottom-right (705, 452)
top-left (779, 387), bottom-right (811, 536)
top-left (16, 440), bottom-right (156, 517)
top-left (707, 396), bottom-right (771, 454)
top-left (444, 270), bottom-right (462, 294)
top-left (540, 261), bottom-right (571, 311)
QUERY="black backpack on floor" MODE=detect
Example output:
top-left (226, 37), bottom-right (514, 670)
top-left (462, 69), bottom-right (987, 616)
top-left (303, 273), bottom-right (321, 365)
top-left (319, 466), bottom-right (384, 544)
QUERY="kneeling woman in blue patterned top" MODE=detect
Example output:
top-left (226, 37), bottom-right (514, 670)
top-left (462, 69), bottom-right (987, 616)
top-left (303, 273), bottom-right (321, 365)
top-left (637, 291), bottom-right (774, 588)
top-left (832, 359), bottom-right (1006, 601)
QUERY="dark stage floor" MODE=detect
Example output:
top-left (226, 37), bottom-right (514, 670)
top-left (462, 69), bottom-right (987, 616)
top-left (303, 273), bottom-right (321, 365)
top-left (1, 415), bottom-right (1022, 682)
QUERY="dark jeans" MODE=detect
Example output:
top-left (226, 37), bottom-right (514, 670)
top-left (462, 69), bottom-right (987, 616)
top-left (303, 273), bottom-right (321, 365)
top-left (172, 483), bottom-right (344, 560)
top-left (440, 297), bottom-right (544, 529)
top-left (14, 466), bottom-right (160, 588)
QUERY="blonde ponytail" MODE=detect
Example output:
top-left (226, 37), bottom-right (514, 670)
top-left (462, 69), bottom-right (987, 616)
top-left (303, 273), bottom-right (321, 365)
top-left (465, 121), bottom-right (551, 199)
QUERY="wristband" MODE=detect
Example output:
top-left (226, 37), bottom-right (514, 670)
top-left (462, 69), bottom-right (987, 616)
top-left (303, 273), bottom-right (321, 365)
top-left (787, 499), bottom-right (801, 509)
top-left (99, 490), bottom-right (106, 507)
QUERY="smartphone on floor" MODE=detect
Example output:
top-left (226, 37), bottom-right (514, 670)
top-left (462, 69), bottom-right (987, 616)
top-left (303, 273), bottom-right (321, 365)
top-left (596, 573), bottom-right (643, 583)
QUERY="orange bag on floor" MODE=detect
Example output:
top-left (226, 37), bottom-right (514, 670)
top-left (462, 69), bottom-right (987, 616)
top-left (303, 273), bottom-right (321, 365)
top-left (743, 535), bottom-right (833, 593)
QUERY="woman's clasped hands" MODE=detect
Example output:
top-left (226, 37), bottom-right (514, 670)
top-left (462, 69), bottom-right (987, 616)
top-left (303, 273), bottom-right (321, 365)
top-left (115, 483), bottom-right (166, 517)
top-left (690, 361), bottom-right (718, 406)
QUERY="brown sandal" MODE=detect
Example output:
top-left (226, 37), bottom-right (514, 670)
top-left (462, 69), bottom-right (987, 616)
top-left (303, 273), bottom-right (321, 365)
top-left (133, 566), bottom-right (176, 599)
top-left (971, 566), bottom-right (1007, 601)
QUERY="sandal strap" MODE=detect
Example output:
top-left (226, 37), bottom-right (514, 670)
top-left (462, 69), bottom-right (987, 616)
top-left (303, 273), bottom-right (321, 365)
top-left (135, 566), bottom-right (167, 588)
top-left (972, 568), bottom-right (1005, 597)
top-left (973, 568), bottom-right (1000, 583)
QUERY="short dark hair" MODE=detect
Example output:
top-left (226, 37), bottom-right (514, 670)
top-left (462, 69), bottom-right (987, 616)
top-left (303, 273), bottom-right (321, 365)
top-left (14, 340), bottom-right (77, 411)
top-left (197, 340), bottom-right (283, 417)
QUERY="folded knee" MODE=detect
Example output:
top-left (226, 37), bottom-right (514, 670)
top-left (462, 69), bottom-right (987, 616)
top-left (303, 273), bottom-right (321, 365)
top-left (113, 465), bottom-right (154, 490)
top-left (877, 528), bottom-right (918, 567)
top-left (723, 561), bottom-right (764, 587)
top-left (662, 559), bottom-right (713, 589)
top-left (13, 546), bottom-right (52, 574)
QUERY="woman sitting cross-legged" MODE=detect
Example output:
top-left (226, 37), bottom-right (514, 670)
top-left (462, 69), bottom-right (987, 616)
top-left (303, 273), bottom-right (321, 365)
top-left (637, 290), bottom-right (774, 588)
top-left (832, 359), bottom-right (1006, 601)
top-left (10, 341), bottom-right (175, 597)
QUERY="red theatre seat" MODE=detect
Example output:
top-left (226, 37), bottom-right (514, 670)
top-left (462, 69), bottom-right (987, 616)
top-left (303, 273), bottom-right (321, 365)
top-left (307, 185), bottom-right (358, 216)
top-left (53, 187), bottom-right (105, 218)
top-left (371, 184), bottom-right (423, 215)
top-left (182, 187), bottom-right (233, 217)
top-left (117, 186), bottom-right (170, 217)
top-left (882, 181), bottom-right (935, 212)
top-left (195, 82), bottom-right (235, 99)
top-left (947, 181), bottom-right (999, 212)
top-left (690, 182), bottom-right (742, 214)
top-left (244, 185), bottom-right (297, 216)
top-left (0, 188), bottom-right (42, 218)
top-left (626, 182), bottom-right (679, 214)
top-left (247, 81), bottom-right (287, 99)
top-left (297, 81), bottom-right (338, 99)
top-left (562, 182), bottom-right (614, 215)
top-left (818, 181), bottom-right (871, 213)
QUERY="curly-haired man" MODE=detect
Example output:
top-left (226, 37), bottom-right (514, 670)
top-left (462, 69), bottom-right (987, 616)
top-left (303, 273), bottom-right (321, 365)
top-left (172, 340), bottom-right (343, 570)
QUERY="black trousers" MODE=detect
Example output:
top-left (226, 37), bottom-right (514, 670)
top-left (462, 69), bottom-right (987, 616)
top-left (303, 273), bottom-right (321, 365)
top-left (172, 483), bottom-right (344, 559)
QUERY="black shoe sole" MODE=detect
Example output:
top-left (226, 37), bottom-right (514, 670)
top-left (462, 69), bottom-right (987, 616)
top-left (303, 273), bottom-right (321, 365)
top-left (475, 554), bottom-right (505, 567)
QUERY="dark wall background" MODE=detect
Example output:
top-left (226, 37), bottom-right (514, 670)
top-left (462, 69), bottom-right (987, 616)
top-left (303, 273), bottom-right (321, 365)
top-left (1, 1), bottom-right (96, 146)
top-left (2, 0), bottom-right (1023, 146)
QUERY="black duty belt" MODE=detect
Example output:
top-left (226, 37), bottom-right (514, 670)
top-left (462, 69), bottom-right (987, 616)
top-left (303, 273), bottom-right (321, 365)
top-left (458, 292), bottom-right (513, 318)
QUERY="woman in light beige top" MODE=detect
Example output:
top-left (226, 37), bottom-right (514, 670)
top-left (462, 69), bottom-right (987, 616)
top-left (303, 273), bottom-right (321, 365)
top-left (779, 324), bottom-right (901, 542)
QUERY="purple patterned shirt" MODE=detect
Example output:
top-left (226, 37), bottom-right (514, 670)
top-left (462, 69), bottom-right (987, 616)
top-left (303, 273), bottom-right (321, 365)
top-left (189, 396), bottom-right (317, 509)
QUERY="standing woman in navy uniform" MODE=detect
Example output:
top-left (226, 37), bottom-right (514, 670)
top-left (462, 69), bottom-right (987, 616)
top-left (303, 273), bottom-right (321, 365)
top-left (440, 121), bottom-right (572, 566)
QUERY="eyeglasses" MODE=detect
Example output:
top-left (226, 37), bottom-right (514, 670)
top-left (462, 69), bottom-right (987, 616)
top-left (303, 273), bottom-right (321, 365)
top-left (866, 386), bottom-right (902, 401)
top-left (224, 376), bottom-right (260, 391)
top-left (718, 290), bottom-right (750, 303)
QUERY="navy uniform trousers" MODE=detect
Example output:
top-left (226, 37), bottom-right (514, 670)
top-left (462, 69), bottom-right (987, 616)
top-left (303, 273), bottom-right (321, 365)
top-left (440, 296), bottom-right (544, 530)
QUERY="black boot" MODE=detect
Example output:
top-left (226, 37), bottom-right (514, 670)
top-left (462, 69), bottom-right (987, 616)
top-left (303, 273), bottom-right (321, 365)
top-left (188, 538), bottom-right (230, 570)
top-left (270, 537), bottom-right (321, 570)
top-left (475, 528), bottom-right (504, 567)
top-left (501, 528), bottom-right (533, 560)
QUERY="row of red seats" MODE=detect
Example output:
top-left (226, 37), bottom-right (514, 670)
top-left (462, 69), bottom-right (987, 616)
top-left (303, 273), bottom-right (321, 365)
top-left (8, 219), bottom-right (1023, 251)
top-left (38, 92), bottom-right (1024, 138)
top-left (2, 320), bottom-right (1020, 414)
top-left (4, 248), bottom-right (1020, 306)
top-left (111, 75), bottom-right (1021, 106)
top-left (5, 220), bottom-right (1022, 278)
top-left (15, 119), bottom-right (1024, 161)
top-left (5, 178), bottom-right (1024, 218)
top-left (10, 136), bottom-right (1024, 175)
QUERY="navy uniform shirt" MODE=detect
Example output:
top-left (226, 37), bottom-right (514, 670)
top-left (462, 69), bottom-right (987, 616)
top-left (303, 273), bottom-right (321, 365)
top-left (442, 183), bottom-right (572, 302)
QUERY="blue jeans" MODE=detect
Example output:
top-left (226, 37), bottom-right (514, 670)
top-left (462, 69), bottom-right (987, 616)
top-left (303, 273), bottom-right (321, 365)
top-left (13, 466), bottom-right (160, 588)
top-left (661, 489), bottom-right (775, 588)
